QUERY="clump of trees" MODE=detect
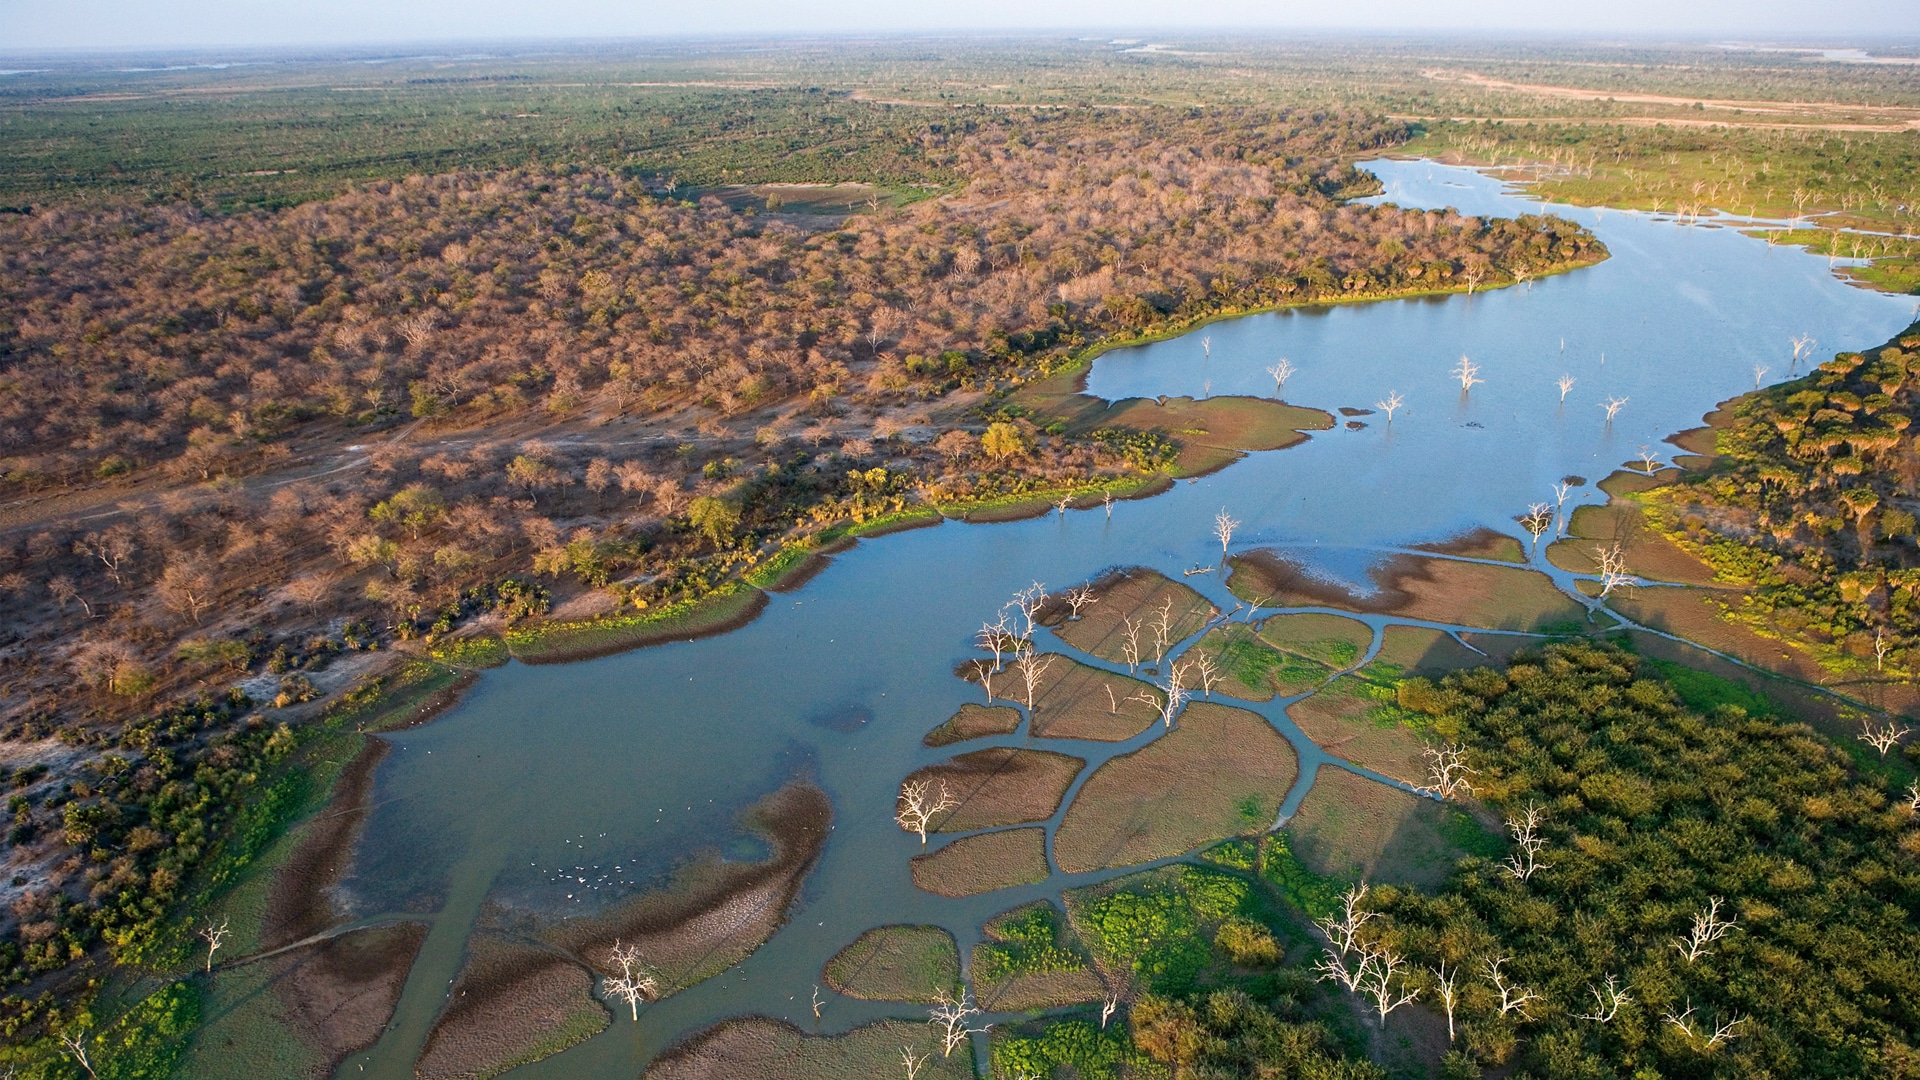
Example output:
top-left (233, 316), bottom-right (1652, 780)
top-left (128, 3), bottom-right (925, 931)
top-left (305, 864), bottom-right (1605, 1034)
top-left (1651, 324), bottom-right (1920, 676)
top-left (1367, 642), bottom-right (1919, 1078)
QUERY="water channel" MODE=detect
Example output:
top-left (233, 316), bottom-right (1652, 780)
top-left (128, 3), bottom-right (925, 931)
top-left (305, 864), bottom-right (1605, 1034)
top-left (327, 159), bottom-right (1915, 1078)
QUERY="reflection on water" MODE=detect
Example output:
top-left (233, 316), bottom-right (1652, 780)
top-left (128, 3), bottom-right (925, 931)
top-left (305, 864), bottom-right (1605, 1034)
top-left (335, 160), bottom-right (1913, 1079)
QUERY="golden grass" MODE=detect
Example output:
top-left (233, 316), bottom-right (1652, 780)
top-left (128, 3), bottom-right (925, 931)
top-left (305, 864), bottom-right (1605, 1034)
top-left (1050, 568), bottom-right (1216, 664)
top-left (646, 1018), bottom-right (973, 1080)
top-left (923, 704), bottom-right (1023, 747)
top-left (974, 654), bottom-right (1160, 740)
top-left (822, 925), bottom-right (960, 1003)
top-left (1228, 551), bottom-right (1587, 632)
top-left (1285, 766), bottom-right (1484, 891)
top-left (1545, 503), bottom-right (1724, 587)
top-left (910, 828), bottom-right (1051, 897)
top-left (907, 749), bottom-right (1085, 833)
top-left (1052, 702), bottom-right (1299, 873)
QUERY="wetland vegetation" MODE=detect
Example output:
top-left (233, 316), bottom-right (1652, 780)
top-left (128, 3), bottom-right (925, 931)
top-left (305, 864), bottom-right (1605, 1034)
top-left (1, 32), bottom-right (1918, 1080)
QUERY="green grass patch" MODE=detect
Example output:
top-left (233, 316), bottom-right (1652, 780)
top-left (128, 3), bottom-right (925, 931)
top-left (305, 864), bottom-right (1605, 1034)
top-left (1258, 832), bottom-right (1351, 922)
top-left (1068, 865), bottom-right (1261, 997)
top-left (1644, 657), bottom-right (1779, 717)
top-left (428, 635), bottom-right (509, 669)
top-left (504, 582), bottom-right (764, 662)
top-left (991, 1019), bottom-right (1143, 1080)
top-left (973, 904), bottom-right (1088, 987)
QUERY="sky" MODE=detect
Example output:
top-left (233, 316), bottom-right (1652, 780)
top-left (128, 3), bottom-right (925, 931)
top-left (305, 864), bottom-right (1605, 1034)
top-left (3, 0), bottom-right (1918, 51)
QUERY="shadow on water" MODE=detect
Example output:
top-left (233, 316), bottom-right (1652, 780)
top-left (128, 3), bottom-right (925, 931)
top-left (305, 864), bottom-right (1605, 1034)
top-left (321, 159), bottom-right (1915, 1079)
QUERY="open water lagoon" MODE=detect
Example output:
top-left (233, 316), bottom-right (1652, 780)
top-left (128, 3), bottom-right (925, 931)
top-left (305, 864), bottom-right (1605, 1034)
top-left (331, 161), bottom-right (1915, 1078)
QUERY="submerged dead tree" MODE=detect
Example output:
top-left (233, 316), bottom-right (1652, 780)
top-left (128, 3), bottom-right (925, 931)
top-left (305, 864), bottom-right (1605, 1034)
top-left (896, 779), bottom-right (958, 846)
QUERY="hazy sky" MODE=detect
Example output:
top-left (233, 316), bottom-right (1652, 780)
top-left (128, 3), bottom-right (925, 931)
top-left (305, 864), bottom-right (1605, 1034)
top-left (4, 0), bottom-right (1917, 51)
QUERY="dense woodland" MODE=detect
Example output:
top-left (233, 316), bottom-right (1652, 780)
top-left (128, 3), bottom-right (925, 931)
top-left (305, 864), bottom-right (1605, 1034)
top-left (1378, 643), bottom-right (1919, 1079)
top-left (1651, 324), bottom-right (1920, 676)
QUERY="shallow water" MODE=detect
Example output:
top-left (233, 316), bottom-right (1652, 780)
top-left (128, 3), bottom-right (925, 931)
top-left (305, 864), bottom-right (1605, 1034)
top-left (331, 160), bottom-right (1913, 1079)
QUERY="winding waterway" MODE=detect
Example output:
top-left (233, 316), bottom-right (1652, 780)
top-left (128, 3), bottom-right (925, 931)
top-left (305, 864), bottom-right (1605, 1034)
top-left (321, 160), bottom-right (1913, 1079)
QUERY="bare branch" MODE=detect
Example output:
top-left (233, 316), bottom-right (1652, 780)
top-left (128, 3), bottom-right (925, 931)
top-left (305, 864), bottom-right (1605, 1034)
top-left (1483, 956), bottom-right (1538, 1019)
top-left (1501, 803), bottom-right (1551, 882)
top-left (928, 989), bottom-right (989, 1058)
top-left (896, 779), bottom-right (958, 846)
top-left (1575, 973), bottom-right (1633, 1023)
top-left (1673, 896), bottom-right (1738, 963)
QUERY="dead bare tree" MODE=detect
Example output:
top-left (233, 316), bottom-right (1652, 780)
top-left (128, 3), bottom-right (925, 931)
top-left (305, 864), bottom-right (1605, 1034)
top-left (1552, 481), bottom-right (1575, 535)
top-left (1156, 671), bottom-right (1189, 728)
top-left (1874, 629), bottom-right (1890, 673)
top-left (603, 939), bottom-right (659, 1020)
top-left (1213, 507), bottom-right (1240, 556)
top-left (1266, 358), bottom-right (1295, 393)
top-left (1502, 803), bottom-right (1550, 882)
top-left (1103, 488), bottom-right (1116, 519)
top-left (1419, 743), bottom-right (1476, 799)
top-left (1664, 1001), bottom-right (1747, 1050)
top-left (198, 916), bottom-right (230, 973)
top-left (1520, 503), bottom-right (1554, 549)
top-left (812, 985), bottom-right (824, 1020)
top-left (1483, 956), bottom-right (1539, 1019)
top-left (1009, 582), bottom-right (1048, 641)
top-left (75, 526), bottom-right (137, 588)
top-left (1452, 356), bottom-right (1483, 392)
top-left (1061, 584), bottom-right (1099, 621)
top-left (1376, 390), bottom-right (1405, 422)
top-left (1790, 332), bottom-right (1817, 371)
top-left (59, 1030), bottom-right (98, 1080)
top-left (1201, 335), bottom-right (1211, 357)
top-left (928, 989), bottom-right (989, 1057)
top-left (1906, 781), bottom-right (1920, 813)
top-left (900, 1047), bottom-right (930, 1080)
top-left (971, 659), bottom-right (996, 704)
top-left (1017, 646), bottom-right (1057, 710)
top-left (1190, 651), bottom-right (1221, 698)
top-left (1056, 494), bottom-right (1074, 516)
top-left (1859, 718), bottom-right (1909, 757)
top-left (1311, 884), bottom-right (1379, 994)
top-left (896, 779), bottom-right (957, 846)
top-left (1596, 544), bottom-right (1637, 599)
top-left (1356, 944), bottom-right (1420, 1024)
top-left (1151, 597), bottom-right (1175, 662)
top-left (1430, 961), bottom-right (1460, 1042)
top-left (1673, 897), bottom-right (1738, 963)
top-left (1100, 995), bottom-right (1120, 1029)
top-left (1634, 445), bottom-right (1667, 475)
top-left (1575, 973), bottom-right (1633, 1023)
top-left (1600, 396), bottom-right (1628, 424)
top-left (1557, 374), bottom-right (1577, 403)
top-left (1752, 363), bottom-right (1769, 390)
top-left (977, 612), bottom-right (1013, 670)
top-left (1120, 616), bottom-right (1144, 672)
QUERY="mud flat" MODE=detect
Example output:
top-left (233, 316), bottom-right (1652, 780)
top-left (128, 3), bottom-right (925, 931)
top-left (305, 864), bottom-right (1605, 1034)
top-left (923, 703), bottom-right (1023, 747)
top-left (1228, 550), bottom-right (1587, 631)
top-left (910, 828), bottom-right (1051, 897)
top-left (192, 922), bottom-right (429, 1080)
top-left (1284, 766), bottom-right (1497, 891)
top-left (548, 781), bottom-right (834, 992)
top-left (1411, 526), bottom-right (1527, 564)
top-left (905, 748), bottom-right (1085, 833)
top-left (261, 737), bottom-right (389, 950)
top-left (821, 924), bottom-right (961, 1002)
top-left (415, 934), bottom-right (607, 1080)
top-left (1052, 701), bottom-right (1299, 873)
top-left (1048, 568), bottom-right (1216, 663)
top-left (645, 1017), bottom-right (972, 1080)
top-left (971, 901), bottom-right (1104, 1012)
